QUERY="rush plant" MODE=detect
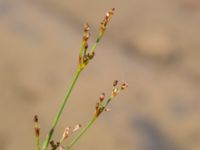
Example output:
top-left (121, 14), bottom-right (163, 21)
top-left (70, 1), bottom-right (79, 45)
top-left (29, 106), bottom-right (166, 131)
top-left (34, 8), bottom-right (128, 150)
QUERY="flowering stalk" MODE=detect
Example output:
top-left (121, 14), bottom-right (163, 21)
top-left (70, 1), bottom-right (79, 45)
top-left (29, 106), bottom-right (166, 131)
top-left (66, 81), bottom-right (128, 150)
top-left (34, 115), bottom-right (41, 150)
top-left (41, 8), bottom-right (115, 150)
top-left (90, 8), bottom-right (115, 54)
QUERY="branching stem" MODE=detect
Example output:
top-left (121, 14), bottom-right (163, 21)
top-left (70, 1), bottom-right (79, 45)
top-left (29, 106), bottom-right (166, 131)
top-left (42, 67), bottom-right (82, 150)
top-left (40, 8), bottom-right (115, 150)
top-left (66, 97), bottom-right (112, 150)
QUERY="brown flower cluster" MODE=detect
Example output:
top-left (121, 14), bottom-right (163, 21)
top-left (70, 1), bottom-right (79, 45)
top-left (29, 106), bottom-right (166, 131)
top-left (78, 8), bottom-right (115, 69)
top-left (100, 8), bottom-right (115, 32)
top-left (112, 80), bottom-right (128, 97)
top-left (49, 124), bottom-right (82, 150)
top-left (79, 23), bottom-right (95, 67)
top-left (95, 80), bottom-right (128, 117)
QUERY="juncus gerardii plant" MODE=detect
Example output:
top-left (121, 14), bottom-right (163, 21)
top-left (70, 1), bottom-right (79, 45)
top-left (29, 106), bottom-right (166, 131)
top-left (34, 8), bottom-right (128, 150)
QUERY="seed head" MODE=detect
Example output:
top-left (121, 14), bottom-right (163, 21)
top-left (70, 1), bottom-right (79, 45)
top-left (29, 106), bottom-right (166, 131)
top-left (83, 34), bottom-right (90, 41)
top-left (34, 115), bottom-right (40, 137)
top-left (100, 8), bottom-right (115, 31)
top-left (62, 127), bottom-right (70, 140)
top-left (121, 82), bottom-right (128, 90)
top-left (99, 93), bottom-right (105, 102)
top-left (113, 80), bottom-right (118, 87)
top-left (83, 23), bottom-right (90, 42)
top-left (88, 51), bottom-right (95, 60)
top-left (83, 55), bottom-right (88, 63)
top-left (95, 102), bottom-right (101, 117)
top-left (84, 43), bottom-right (88, 51)
top-left (72, 124), bottom-right (82, 133)
top-left (34, 115), bottom-right (38, 123)
top-left (96, 102), bottom-right (100, 110)
top-left (50, 140), bottom-right (54, 147)
top-left (112, 87), bottom-right (119, 97)
top-left (84, 23), bottom-right (90, 32)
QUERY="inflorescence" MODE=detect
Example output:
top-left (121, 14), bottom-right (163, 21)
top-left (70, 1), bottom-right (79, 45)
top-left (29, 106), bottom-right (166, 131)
top-left (95, 80), bottom-right (128, 117)
top-left (78, 8), bottom-right (115, 70)
top-left (34, 8), bottom-right (128, 150)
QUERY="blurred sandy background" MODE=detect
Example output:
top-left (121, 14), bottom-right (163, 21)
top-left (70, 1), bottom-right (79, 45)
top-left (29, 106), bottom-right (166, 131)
top-left (0, 0), bottom-right (200, 150)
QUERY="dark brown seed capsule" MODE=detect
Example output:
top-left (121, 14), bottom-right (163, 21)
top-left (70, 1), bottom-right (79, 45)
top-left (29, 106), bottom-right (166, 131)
top-left (96, 102), bottom-right (99, 110)
top-left (34, 128), bottom-right (40, 137)
top-left (88, 51), bottom-right (95, 60)
top-left (50, 140), bottom-right (54, 146)
top-left (95, 102), bottom-right (101, 117)
top-left (121, 82), bottom-right (128, 90)
top-left (84, 43), bottom-right (88, 50)
top-left (34, 115), bottom-right (38, 122)
top-left (113, 80), bottom-right (118, 87)
top-left (84, 23), bottom-right (90, 32)
top-left (83, 55), bottom-right (88, 63)
top-left (99, 93), bottom-right (105, 102)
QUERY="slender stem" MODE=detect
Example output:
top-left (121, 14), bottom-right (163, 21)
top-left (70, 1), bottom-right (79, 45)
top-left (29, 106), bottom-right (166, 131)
top-left (90, 42), bottom-right (98, 54)
top-left (42, 29), bottom-right (104, 150)
top-left (103, 97), bottom-right (112, 109)
top-left (90, 32), bottom-right (104, 54)
top-left (66, 116), bottom-right (97, 150)
top-left (36, 135), bottom-right (40, 150)
top-left (42, 67), bottom-right (82, 150)
top-left (66, 97), bottom-right (113, 150)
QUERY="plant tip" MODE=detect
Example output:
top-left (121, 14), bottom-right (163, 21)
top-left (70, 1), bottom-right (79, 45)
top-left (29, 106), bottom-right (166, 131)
top-left (121, 82), bottom-right (128, 90)
top-left (34, 115), bottom-right (38, 122)
top-left (100, 8), bottom-right (115, 32)
top-left (113, 80), bottom-right (118, 87)
top-left (84, 23), bottom-right (90, 32)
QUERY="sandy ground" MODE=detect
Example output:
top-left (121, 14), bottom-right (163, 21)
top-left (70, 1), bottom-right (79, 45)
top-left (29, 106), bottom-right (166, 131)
top-left (0, 0), bottom-right (200, 150)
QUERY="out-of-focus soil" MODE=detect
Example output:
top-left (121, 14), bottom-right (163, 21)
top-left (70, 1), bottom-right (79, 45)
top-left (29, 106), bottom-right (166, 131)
top-left (0, 0), bottom-right (200, 150)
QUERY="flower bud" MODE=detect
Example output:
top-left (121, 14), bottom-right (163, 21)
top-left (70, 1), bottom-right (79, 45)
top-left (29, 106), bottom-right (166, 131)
top-left (113, 80), bottom-right (118, 87)
top-left (62, 127), bottom-right (70, 140)
top-left (99, 93), bottom-right (105, 102)
top-left (121, 82), bottom-right (128, 90)
top-left (72, 124), bottom-right (82, 133)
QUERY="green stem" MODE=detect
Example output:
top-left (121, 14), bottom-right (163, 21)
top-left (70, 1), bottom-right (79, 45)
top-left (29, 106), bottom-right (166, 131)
top-left (103, 97), bottom-right (112, 108)
top-left (66, 116), bottom-right (97, 150)
top-left (42, 67), bottom-right (82, 150)
top-left (36, 135), bottom-right (40, 150)
top-left (90, 32), bottom-right (104, 54)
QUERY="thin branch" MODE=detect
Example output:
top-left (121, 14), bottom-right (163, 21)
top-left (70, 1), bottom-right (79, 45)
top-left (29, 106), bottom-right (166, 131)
top-left (42, 68), bottom-right (82, 150)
